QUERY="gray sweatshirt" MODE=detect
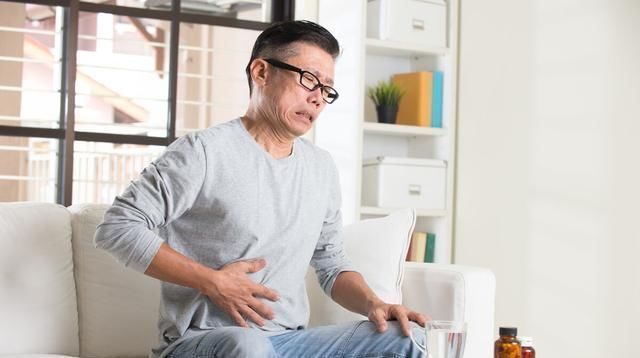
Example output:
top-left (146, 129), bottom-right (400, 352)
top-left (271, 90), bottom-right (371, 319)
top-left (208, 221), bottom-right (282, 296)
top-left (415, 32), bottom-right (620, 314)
top-left (94, 118), bottom-right (355, 357)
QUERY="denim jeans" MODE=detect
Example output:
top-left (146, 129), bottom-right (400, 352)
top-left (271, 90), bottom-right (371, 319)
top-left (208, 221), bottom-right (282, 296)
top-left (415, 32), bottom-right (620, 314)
top-left (168, 320), bottom-right (424, 358)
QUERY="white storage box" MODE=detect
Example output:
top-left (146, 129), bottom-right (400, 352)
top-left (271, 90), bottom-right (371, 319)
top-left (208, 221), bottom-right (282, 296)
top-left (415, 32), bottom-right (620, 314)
top-left (362, 157), bottom-right (446, 210)
top-left (367, 0), bottom-right (447, 48)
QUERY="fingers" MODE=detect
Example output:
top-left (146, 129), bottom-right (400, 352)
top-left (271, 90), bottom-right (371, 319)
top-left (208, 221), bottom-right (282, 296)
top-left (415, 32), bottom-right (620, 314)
top-left (226, 298), bottom-right (272, 328)
top-left (384, 306), bottom-right (410, 336)
top-left (223, 260), bottom-right (279, 301)
top-left (225, 297), bottom-right (274, 328)
top-left (241, 258), bottom-right (267, 273)
top-left (229, 309), bottom-right (249, 328)
top-left (370, 305), bottom-right (427, 337)
top-left (210, 259), bottom-right (281, 328)
top-left (407, 311), bottom-right (430, 327)
top-left (239, 305), bottom-right (266, 327)
top-left (248, 298), bottom-right (275, 320)
top-left (369, 309), bottom-right (388, 333)
top-left (255, 284), bottom-right (280, 302)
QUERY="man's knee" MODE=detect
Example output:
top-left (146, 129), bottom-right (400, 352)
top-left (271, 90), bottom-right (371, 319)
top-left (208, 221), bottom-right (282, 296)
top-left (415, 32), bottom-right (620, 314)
top-left (198, 327), bottom-right (276, 358)
top-left (357, 320), bottom-right (422, 336)
top-left (352, 320), bottom-right (424, 357)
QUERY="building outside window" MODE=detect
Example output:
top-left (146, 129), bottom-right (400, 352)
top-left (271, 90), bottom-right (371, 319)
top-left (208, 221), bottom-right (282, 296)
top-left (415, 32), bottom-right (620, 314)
top-left (0, 0), bottom-right (293, 205)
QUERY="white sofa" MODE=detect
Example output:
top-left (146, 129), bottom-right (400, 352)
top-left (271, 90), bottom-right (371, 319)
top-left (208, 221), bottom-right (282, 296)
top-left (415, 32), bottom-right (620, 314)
top-left (0, 202), bottom-right (495, 357)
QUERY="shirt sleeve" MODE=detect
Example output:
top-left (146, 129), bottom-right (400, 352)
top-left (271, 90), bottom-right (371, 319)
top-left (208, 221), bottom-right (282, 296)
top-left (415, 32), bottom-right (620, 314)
top-left (94, 133), bottom-right (207, 273)
top-left (309, 157), bottom-right (357, 297)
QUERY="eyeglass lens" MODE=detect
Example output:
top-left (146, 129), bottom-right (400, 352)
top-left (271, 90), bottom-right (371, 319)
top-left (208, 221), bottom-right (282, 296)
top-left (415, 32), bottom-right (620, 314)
top-left (300, 72), bottom-right (337, 103)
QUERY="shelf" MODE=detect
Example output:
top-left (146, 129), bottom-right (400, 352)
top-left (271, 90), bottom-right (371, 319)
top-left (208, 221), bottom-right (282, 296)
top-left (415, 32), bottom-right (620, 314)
top-left (366, 38), bottom-right (449, 57)
top-left (404, 261), bottom-right (438, 268)
top-left (363, 122), bottom-right (447, 137)
top-left (360, 206), bottom-right (447, 217)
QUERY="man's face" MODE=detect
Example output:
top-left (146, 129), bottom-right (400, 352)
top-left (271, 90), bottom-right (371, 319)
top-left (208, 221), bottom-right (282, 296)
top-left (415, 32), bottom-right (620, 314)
top-left (260, 42), bottom-right (336, 138)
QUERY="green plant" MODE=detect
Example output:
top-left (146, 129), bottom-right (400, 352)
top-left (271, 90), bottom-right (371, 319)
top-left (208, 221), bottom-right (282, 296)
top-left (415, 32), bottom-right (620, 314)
top-left (367, 80), bottom-right (404, 107)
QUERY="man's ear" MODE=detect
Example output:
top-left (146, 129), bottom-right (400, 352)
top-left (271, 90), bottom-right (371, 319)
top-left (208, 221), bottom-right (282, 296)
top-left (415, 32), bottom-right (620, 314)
top-left (250, 59), bottom-right (270, 88)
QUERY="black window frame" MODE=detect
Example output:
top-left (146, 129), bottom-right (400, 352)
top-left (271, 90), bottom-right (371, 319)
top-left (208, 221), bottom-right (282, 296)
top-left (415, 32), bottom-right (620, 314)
top-left (0, 0), bottom-right (294, 206)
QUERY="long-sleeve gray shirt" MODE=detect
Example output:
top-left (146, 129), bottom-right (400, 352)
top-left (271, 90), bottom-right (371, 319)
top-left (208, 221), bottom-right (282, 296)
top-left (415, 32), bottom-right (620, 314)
top-left (94, 118), bottom-right (355, 357)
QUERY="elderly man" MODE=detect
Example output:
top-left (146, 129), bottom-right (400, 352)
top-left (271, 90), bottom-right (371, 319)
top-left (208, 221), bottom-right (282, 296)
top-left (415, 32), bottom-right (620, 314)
top-left (95, 20), bottom-right (427, 358)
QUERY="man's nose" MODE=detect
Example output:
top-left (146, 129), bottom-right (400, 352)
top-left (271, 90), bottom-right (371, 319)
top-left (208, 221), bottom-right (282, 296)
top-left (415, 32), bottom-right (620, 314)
top-left (308, 87), bottom-right (323, 107)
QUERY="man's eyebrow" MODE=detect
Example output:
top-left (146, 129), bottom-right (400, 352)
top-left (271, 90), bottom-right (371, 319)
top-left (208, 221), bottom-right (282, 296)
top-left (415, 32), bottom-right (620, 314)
top-left (308, 67), bottom-right (334, 86)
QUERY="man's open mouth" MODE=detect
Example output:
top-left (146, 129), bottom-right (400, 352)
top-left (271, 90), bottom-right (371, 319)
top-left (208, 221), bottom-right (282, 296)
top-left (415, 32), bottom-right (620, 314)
top-left (296, 111), bottom-right (312, 122)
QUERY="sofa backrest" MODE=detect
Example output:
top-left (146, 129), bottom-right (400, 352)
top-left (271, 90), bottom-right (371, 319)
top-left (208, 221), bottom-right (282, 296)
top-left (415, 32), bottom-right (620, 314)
top-left (0, 202), bottom-right (80, 356)
top-left (305, 209), bottom-right (416, 327)
top-left (69, 204), bottom-right (160, 358)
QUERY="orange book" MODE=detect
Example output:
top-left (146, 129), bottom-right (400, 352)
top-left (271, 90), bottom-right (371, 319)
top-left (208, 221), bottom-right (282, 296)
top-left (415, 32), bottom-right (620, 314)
top-left (392, 71), bottom-right (433, 127)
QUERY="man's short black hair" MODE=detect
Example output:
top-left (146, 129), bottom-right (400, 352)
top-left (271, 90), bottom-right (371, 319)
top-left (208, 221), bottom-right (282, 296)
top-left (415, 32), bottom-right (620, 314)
top-left (245, 20), bottom-right (340, 95)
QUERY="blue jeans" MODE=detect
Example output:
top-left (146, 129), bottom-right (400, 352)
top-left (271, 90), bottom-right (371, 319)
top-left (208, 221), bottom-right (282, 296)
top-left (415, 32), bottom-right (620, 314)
top-left (168, 320), bottom-right (424, 358)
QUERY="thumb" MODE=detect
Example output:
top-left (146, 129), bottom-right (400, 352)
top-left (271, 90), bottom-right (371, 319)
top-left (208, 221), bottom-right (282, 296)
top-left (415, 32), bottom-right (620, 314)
top-left (243, 258), bottom-right (267, 273)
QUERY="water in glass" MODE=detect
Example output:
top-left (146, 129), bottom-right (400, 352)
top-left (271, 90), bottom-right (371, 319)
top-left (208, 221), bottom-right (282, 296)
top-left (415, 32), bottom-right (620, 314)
top-left (427, 328), bottom-right (467, 358)
top-left (411, 320), bottom-right (467, 358)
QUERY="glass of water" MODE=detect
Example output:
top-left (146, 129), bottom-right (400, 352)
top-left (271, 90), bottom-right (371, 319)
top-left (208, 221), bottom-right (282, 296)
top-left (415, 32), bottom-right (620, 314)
top-left (410, 320), bottom-right (467, 358)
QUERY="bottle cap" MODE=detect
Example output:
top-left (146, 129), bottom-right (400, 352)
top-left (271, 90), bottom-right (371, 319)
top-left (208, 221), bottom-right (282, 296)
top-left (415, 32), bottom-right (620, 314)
top-left (518, 336), bottom-right (533, 347)
top-left (499, 327), bottom-right (517, 336)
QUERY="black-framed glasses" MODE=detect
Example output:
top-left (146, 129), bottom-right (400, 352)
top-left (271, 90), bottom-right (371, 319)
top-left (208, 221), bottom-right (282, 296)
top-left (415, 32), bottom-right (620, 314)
top-left (264, 58), bottom-right (339, 104)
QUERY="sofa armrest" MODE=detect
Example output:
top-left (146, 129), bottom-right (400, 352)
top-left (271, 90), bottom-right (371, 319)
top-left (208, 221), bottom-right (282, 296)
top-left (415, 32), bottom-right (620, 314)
top-left (401, 262), bottom-right (495, 358)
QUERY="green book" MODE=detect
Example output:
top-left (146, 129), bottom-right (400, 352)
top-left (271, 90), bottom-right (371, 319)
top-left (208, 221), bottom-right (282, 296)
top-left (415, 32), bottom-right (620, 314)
top-left (424, 233), bottom-right (436, 263)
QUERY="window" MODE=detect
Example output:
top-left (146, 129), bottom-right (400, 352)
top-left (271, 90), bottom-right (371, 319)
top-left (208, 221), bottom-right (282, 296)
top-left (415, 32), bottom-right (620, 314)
top-left (177, 23), bottom-right (259, 135)
top-left (0, 0), bottom-right (294, 205)
top-left (0, 3), bottom-right (64, 130)
top-left (72, 141), bottom-right (165, 204)
top-left (74, 13), bottom-right (170, 137)
top-left (0, 136), bottom-right (59, 202)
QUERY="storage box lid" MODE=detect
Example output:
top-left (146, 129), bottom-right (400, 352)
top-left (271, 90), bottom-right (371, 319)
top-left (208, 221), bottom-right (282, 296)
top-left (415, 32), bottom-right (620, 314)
top-left (411, 0), bottom-right (446, 6)
top-left (368, 0), bottom-right (445, 3)
top-left (362, 156), bottom-right (446, 168)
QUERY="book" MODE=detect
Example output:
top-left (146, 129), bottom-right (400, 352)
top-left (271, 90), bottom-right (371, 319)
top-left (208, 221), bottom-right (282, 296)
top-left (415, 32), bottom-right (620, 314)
top-left (410, 232), bottom-right (427, 262)
top-left (431, 71), bottom-right (443, 128)
top-left (425, 232), bottom-right (436, 263)
top-left (392, 72), bottom-right (433, 127)
top-left (405, 235), bottom-right (413, 261)
top-left (408, 232), bottom-right (417, 261)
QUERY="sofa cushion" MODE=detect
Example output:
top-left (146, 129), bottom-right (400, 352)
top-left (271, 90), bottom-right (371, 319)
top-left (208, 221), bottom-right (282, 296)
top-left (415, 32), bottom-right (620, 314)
top-left (0, 202), bottom-right (79, 356)
top-left (306, 209), bottom-right (415, 326)
top-left (68, 204), bottom-right (160, 358)
top-left (401, 262), bottom-right (497, 358)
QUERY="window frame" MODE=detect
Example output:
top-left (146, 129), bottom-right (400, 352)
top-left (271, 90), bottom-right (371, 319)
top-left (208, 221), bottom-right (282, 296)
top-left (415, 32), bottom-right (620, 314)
top-left (0, 0), bottom-right (294, 205)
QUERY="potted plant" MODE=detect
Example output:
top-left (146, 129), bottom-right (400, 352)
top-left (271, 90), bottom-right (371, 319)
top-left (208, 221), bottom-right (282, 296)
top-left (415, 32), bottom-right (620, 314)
top-left (367, 80), bottom-right (404, 124)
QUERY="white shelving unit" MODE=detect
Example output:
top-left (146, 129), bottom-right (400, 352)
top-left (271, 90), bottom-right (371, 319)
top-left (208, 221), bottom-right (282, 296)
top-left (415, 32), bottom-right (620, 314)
top-left (357, 0), bottom-right (459, 264)
top-left (360, 206), bottom-right (447, 218)
top-left (365, 38), bottom-right (449, 57)
top-left (362, 122), bottom-right (448, 137)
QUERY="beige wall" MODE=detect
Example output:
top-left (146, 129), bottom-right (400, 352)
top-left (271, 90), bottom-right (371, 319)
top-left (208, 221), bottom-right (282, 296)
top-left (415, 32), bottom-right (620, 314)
top-left (0, 3), bottom-right (27, 202)
top-left (455, 0), bottom-right (640, 356)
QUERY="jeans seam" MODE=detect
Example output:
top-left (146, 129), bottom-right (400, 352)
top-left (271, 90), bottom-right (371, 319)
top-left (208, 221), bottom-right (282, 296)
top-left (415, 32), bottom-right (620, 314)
top-left (192, 334), bottom-right (210, 358)
top-left (351, 353), bottom-right (407, 358)
top-left (331, 321), bottom-right (368, 358)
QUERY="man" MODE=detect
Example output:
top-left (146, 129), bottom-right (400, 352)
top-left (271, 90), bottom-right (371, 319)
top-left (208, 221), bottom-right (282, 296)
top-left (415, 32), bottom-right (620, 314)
top-left (95, 20), bottom-right (427, 358)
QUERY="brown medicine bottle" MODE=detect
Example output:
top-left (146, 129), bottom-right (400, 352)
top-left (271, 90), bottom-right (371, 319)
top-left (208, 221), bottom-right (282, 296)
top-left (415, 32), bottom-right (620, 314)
top-left (519, 336), bottom-right (535, 358)
top-left (494, 327), bottom-right (522, 358)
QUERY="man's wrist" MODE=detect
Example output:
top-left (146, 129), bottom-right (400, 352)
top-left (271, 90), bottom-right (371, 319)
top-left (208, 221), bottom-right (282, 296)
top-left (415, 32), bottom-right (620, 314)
top-left (365, 295), bottom-right (385, 313)
top-left (191, 262), bottom-right (218, 294)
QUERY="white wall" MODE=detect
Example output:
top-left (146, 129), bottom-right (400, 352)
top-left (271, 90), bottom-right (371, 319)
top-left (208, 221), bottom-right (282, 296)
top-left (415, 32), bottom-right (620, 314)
top-left (312, 0), bottom-right (365, 225)
top-left (455, 0), bottom-right (640, 356)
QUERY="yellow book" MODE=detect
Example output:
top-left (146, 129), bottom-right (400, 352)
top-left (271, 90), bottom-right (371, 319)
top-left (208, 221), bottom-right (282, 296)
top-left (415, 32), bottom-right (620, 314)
top-left (392, 72), bottom-right (433, 127)
top-left (411, 232), bottom-right (427, 262)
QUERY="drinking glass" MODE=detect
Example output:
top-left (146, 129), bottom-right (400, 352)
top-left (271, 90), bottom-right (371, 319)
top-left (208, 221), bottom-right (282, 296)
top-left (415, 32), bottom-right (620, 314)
top-left (410, 320), bottom-right (467, 358)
